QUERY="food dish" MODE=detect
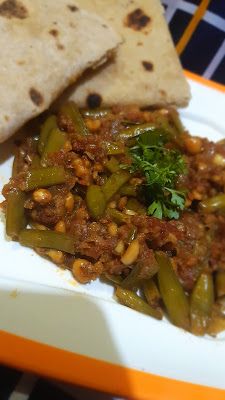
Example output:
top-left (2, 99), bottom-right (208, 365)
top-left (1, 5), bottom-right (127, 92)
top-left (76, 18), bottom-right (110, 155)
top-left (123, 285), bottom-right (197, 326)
top-left (2, 94), bottom-right (225, 336)
top-left (0, 75), bottom-right (225, 400)
top-left (59, 0), bottom-right (191, 108)
top-left (0, 0), bottom-right (120, 143)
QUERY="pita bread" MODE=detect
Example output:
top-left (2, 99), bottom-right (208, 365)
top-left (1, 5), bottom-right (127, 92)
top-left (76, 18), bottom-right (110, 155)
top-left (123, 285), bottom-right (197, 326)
top-left (0, 0), bottom-right (120, 143)
top-left (67, 0), bottom-right (190, 108)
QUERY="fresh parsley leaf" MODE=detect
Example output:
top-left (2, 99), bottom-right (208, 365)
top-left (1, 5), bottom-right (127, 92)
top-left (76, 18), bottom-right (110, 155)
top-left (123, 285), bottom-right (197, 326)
top-left (129, 132), bottom-right (187, 220)
top-left (148, 201), bottom-right (163, 219)
top-left (166, 188), bottom-right (186, 210)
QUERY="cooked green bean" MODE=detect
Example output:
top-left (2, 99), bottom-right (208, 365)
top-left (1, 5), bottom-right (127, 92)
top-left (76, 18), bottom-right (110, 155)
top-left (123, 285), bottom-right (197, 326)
top-left (102, 171), bottom-right (131, 202)
top-left (81, 108), bottom-right (110, 119)
top-left (207, 316), bottom-right (225, 335)
top-left (120, 184), bottom-right (137, 197)
top-left (6, 190), bottom-right (27, 239)
top-left (12, 150), bottom-right (20, 177)
top-left (19, 229), bottom-right (75, 254)
top-left (200, 194), bottom-right (225, 213)
top-left (24, 166), bottom-right (66, 191)
top-left (86, 185), bottom-right (106, 220)
top-left (60, 102), bottom-right (89, 136)
top-left (156, 252), bottom-right (190, 330)
top-left (121, 264), bottom-right (141, 289)
top-left (153, 114), bottom-right (181, 142)
top-left (119, 123), bottom-right (159, 140)
top-left (104, 273), bottom-right (123, 284)
top-left (105, 157), bottom-right (120, 173)
top-left (143, 279), bottom-right (162, 310)
top-left (115, 286), bottom-right (162, 319)
top-left (207, 297), bottom-right (225, 335)
top-left (38, 115), bottom-right (57, 155)
top-left (126, 198), bottom-right (146, 214)
top-left (122, 259), bottom-right (158, 289)
top-left (31, 154), bottom-right (41, 169)
top-left (121, 120), bottom-right (143, 126)
top-left (41, 128), bottom-right (67, 166)
top-left (169, 109), bottom-right (184, 135)
top-left (216, 271), bottom-right (225, 298)
top-left (106, 208), bottom-right (129, 224)
top-left (208, 297), bottom-right (225, 334)
top-left (143, 280), bottom-right (163, 320)
top-left (105, 142), bottom-right (125, 155)
top-left (190, 272), bottom-right (214, 335)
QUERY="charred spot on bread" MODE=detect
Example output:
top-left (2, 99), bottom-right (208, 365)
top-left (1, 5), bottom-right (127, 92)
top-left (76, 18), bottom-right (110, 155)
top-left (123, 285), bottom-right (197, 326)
top-left (57, 43), bottom-right (64, 50)
top-left (142, 61), bottom-right (153, 71)
top-left (86, 93), bottom-right (102, 108)
top-left (124, 8), bottom-right (151, 31)
top-left (67, 5), bottom-right (78, 12)
top-left (49, 29), bottom-right (59, 37)
top-left (29, 88), bottom-right (44, 107)
top-left (0, 0), bottom-right (28, 19)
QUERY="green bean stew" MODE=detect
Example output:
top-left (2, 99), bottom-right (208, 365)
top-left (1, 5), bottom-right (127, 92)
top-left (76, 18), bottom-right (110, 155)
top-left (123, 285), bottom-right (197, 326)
top-left (2, 103), bottom-right (225, 336)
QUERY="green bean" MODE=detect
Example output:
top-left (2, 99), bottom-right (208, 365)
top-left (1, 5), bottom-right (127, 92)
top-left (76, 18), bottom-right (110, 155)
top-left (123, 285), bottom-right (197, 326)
top-left (207, 297), bottom-right (225, 335)
top-left (156, 252), bottom-right (190, 330)
top-left (106, 208), bottom-right (130, 225)
top-left (216, 296), bottom-right (225, 316)
top-left (126, 198), bottom-right (146, 214)
top-left (122, 256), bottom-right (158, 289)
top-left (115, 286), bottom-right (162, 319)
top-left (19, 229), bottom-right (75, 254)
top-left (216, 271), bottom-right (225, 298)
top-left (200, 194), bottom-right (225, 213)
top-left (60, 102), bottom-right (89, 136)
top-left (102, 171), bottom-right (131, 202)
top-left (120, 184), bottom-right (137, 197)
top-left (118, 123), bottom-right (159, 140)
top-left (24, 166), bottom-right (66, 191)
top-left (105, 157), bottom-right (120, 173)
top-left (12, 149), bottom-right (20, 177)
top-left (41, 128), bottom-right (67, 166)
top-left (190, 272), bottom-right (214, 335)
top-left (121, 264), bottom-right (142, 289)
top-left (103, 273), bottom-right (123, 285)
top-left (86, 185), bottom-right (106, 220)
top-left (121, 120), bottom-right (143, 126)
top-left (6, 190), bottom-right (27, 239)
top-left (143, 280), bottom-right (163, 320)
top-left (143, 279), bottom-right (162, 310)
top-left (31, 154), bottom-right (41, 169)
top-left (81, 108), bottom-right (110, 119)
top-left (105, 142), bottom-right (125, 155)
top-left (153, 114), bottom-right (181, 141)
top-left (169, 109), bottom-right (184, 135)
top-left (38, 115), bottom-right (57, 155)
top-left (207, 316), bottom-right (225, 336)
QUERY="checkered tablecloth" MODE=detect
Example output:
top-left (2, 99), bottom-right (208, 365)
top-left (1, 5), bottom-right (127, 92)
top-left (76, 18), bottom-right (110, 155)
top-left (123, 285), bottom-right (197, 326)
top-left (1, 1), bottom-right (224, 399)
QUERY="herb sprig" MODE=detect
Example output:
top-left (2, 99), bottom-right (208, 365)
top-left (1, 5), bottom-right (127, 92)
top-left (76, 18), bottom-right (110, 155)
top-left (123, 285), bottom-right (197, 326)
top-left (129, 130), bottom-right (186, 219)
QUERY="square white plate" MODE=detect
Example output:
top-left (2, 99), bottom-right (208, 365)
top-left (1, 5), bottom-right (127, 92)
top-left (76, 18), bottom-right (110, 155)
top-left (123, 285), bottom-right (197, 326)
top-left (0, 74), bottom-right (225, 400)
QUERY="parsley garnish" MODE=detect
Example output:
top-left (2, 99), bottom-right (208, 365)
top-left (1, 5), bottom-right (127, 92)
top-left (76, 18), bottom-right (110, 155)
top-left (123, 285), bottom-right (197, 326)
top-left (129, 130), bottom-right (186, 219)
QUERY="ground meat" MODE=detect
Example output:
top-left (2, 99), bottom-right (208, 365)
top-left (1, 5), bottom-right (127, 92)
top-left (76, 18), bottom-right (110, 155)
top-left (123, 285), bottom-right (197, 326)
top-left (29, 188), bottom-right (67, 226)
top-left (2, 105), bottom-right (225, 295)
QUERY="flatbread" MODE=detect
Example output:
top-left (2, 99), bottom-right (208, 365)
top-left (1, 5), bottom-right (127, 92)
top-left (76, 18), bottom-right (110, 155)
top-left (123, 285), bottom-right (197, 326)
top-left (0, 0), bottom-right (120, 143)
top-left (66, 0), bottom-right (190, 108)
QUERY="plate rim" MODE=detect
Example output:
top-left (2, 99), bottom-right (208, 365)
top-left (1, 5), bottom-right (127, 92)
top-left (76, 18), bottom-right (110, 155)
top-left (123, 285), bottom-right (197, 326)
top-left (1, 70), bottom-right (225, 400)
top-left (1, 329), bottom-right (225, 400)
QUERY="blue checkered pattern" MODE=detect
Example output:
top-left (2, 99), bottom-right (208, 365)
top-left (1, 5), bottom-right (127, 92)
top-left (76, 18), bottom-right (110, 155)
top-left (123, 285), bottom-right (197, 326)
top-left (162, 0), bottom-right (225, 84)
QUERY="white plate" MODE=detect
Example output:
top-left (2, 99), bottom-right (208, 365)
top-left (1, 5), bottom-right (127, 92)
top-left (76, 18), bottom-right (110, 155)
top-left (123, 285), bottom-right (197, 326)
top-left (0, 75), bottom-right (225, 400)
